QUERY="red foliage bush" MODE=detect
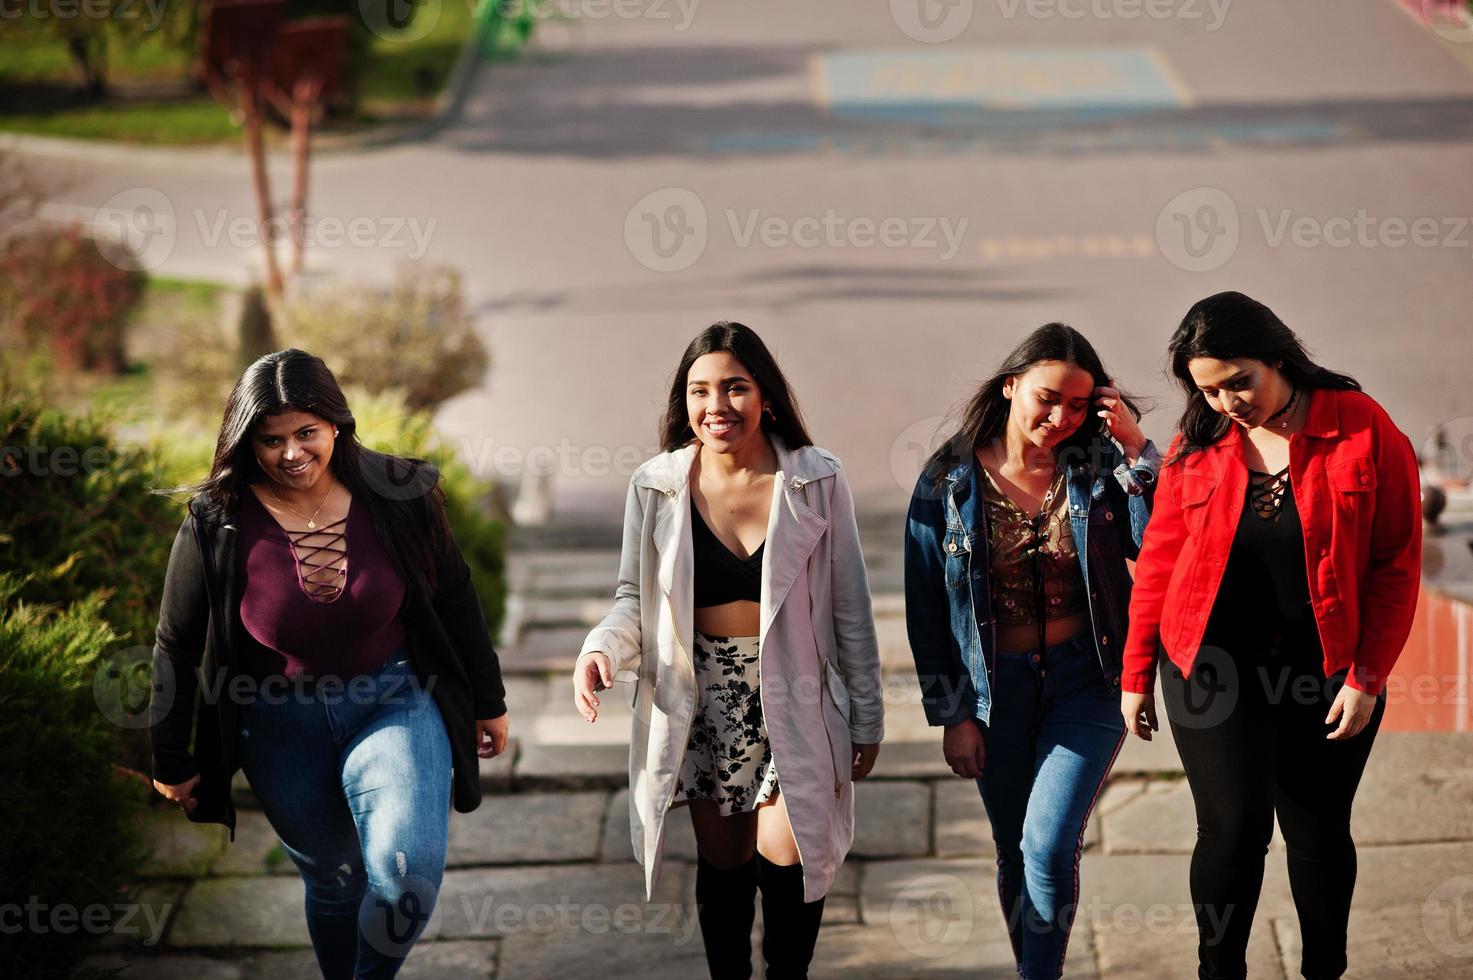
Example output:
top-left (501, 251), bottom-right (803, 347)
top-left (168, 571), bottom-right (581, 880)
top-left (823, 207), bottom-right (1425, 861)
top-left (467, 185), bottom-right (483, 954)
top-left (0, 226), bottom-right (143, 374)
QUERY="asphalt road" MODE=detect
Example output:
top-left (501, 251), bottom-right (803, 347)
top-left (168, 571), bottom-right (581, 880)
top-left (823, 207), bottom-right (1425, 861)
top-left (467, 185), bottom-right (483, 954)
top-left (17, 0), bottom-right (1473, 515)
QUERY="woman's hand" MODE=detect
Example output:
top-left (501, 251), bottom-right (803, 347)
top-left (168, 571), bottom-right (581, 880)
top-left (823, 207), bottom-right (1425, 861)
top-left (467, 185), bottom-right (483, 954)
top-left (943, 720), bottom-right (986, 779)
top-left (573, 651), bottom-right (614, 723)
top-left (851, 743), bottom-right (880, 781)
top-left (1095, 382), bottom-right (1146, 461)
top-left (1325, 685), bottom-right (1378, 740)
top-left (153, 773), bottom-right (201, 815)
top-left (1121, 690), bottom-right (1158, 741)
top-left (476, 714), bottom-right (510, 758)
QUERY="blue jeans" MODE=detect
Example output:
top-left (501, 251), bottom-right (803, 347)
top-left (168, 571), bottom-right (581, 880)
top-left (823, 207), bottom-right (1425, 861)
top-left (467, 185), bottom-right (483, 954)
top-left (238, 653), bottom-right (452, 980)
top-left (975, 631), bottom-right (1125, 980)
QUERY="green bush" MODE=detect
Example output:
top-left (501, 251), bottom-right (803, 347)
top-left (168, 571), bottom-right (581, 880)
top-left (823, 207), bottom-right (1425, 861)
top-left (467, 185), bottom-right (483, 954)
top-left (279, 265), bottom-right (490, 412)
top-left (0, 576), bottom-right (149, 980)
top-left (347, 387), bottom-right (508, 638)
top-left (0, 374), bottom-right (180, 651)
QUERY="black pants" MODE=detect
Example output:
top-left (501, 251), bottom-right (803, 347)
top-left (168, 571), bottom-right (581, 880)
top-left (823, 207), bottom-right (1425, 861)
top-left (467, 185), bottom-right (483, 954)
top-left (1162, 644), bottom-right (1385, 980)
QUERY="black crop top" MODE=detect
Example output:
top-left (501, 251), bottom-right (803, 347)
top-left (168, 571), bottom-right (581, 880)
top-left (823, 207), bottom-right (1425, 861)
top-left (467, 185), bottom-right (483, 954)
top-left (691, 499), bottom-right (764, 608)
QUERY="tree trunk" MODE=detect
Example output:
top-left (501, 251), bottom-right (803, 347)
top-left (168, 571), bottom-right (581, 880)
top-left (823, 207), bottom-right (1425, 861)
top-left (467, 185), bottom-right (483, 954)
top-left (66, 35), bottom-right (107, 100)
top-left (288, 77), bottom-right (320, 278)
top-left (240, 79), bottom-right (286, 306)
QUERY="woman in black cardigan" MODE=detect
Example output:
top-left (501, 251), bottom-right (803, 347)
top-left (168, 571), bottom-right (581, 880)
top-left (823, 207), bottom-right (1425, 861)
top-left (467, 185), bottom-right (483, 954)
top-left (148, 349), bottom-right (509, 979)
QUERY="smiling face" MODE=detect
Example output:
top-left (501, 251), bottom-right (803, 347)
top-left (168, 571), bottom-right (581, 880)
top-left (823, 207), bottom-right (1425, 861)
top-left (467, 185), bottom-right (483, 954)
top-left (685, 351), bottom-right (768, 454)
top-left (252, 410), bottom-right (336, 492)
top-left (1003, 360), bottom-right (1095, 450)
top-left (1187, 356), bottom-right (1291, 429)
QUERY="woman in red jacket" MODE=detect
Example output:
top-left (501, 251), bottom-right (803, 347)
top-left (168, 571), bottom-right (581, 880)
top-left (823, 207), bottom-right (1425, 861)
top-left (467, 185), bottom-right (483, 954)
top-left (1119, 292), bottom-right (1421, 980)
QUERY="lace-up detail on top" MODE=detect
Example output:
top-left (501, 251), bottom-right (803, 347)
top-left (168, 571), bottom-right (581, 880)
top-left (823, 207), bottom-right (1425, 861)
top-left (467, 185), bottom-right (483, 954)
top-left (282, 517), bottom-right (349, 603)
top-left (1248, 467), bottom-right (1290, 521)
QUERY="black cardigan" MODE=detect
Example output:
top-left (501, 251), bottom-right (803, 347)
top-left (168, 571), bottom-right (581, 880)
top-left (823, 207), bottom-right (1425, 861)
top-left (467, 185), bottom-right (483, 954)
top-left (148, 484), bottom-right (508, 839)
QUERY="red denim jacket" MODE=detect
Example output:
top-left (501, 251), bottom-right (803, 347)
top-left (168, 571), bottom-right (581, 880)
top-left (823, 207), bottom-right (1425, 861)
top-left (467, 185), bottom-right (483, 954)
top-left (1122, 388), bottom-right (1421, 697)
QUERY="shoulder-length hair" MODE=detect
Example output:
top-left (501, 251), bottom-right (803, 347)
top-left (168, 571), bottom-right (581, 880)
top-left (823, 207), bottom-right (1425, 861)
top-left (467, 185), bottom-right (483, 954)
top-left (923, 322), bottom-right (1143, 485)
top-left (1167, 291), bottom-right (1360, 464)
top-left (167, 348), bottom-right (450, 593)
top-left (658, 321), bottom-right (813, 452)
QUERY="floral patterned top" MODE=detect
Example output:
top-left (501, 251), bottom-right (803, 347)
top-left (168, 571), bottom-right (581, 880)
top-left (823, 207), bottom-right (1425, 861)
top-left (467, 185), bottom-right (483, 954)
top-left (979, 466), bottom-right (1088, 625)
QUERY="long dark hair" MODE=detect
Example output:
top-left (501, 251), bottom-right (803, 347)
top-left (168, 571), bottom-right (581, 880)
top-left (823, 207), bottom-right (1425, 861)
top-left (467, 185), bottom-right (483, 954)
top-left (658, 322), bottom-right (814, 452)
top-left (923, 322), bottom-right (1143, 487)
top-left (168, 349), bottom-right (450, 593)
top-left (1168, 291), bottom-right (1360, 464)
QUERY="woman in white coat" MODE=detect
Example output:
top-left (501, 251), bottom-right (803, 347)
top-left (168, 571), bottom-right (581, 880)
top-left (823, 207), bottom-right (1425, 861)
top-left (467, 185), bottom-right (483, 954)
top-left (572, 322), bottom-right (885, 980)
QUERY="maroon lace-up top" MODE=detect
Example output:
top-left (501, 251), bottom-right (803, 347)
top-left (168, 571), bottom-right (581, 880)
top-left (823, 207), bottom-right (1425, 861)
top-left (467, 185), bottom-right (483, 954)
top-left (238, 487), bottom-right (406, 679)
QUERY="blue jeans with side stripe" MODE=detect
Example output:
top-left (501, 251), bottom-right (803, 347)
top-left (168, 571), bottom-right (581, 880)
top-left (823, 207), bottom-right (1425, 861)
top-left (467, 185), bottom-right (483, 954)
top-left (238, 653), bottom-right (452, 980)
top-left (974, 630), bottom-right (1125, 980)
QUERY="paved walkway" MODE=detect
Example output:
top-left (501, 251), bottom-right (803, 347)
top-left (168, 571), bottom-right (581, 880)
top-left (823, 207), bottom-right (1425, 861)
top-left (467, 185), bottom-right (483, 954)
top-left (88, 527), bottom-right (1473, 978)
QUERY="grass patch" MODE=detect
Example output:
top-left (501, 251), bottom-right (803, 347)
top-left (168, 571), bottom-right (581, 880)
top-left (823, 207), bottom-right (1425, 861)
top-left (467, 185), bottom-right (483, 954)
top-left (0, 96), bottom-right (240, 144)
top-left (0, 1), bottom-right (509, 144)
top-left (360, 0), bottom-right (477, 105)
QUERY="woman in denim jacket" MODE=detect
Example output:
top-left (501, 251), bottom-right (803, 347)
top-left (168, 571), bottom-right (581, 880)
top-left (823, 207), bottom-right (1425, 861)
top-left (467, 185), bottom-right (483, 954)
top-left (904, 323), bottom-right (1159, 980)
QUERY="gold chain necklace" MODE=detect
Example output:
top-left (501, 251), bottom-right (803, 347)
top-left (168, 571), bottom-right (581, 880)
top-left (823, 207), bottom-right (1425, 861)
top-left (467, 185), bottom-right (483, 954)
top-left (266, 473), bottom-right (335, 530)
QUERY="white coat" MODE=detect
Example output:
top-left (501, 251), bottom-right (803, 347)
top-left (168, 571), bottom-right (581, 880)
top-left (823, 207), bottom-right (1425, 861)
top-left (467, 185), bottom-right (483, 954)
top-left (579, 437), bottom-right (885, 903)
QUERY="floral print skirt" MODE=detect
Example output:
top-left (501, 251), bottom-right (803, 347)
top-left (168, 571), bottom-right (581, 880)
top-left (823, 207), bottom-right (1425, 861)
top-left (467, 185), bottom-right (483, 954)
top-left (672, 631), bottom-right (779, 815)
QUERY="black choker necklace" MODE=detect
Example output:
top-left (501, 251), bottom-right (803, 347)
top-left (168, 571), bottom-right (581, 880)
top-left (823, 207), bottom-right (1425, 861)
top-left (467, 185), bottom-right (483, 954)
top-left (1265, 387), bottom-right (1299, 429)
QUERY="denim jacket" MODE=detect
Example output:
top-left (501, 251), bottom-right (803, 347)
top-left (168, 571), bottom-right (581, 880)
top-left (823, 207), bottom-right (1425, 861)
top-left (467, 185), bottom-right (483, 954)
top-left (904, 435), bottom-right (1160, 727)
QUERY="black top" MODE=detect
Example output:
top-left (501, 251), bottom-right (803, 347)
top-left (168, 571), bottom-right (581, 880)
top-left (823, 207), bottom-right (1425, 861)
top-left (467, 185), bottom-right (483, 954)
top-left (1202, 467), bottom-right (1322, 660)
top-left (691, 498), bottom-right (764, 608)
top-left (149, 490), bottom-right (507, 839)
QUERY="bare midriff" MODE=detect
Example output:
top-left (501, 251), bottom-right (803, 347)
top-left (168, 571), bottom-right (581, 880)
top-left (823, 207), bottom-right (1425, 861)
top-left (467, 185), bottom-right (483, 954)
top-left (994, 612), bottom-right (1091, 655)
top-left (694, 600), bottom-right (761, 639)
